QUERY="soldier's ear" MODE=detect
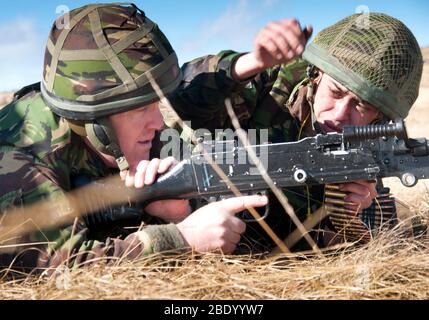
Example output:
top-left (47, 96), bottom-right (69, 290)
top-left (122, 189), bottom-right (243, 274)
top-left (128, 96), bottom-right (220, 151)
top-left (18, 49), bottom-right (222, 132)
top-left (310, 69), bottom-right (323, 94)
top-left (85, 118), bottom-right (130, 171)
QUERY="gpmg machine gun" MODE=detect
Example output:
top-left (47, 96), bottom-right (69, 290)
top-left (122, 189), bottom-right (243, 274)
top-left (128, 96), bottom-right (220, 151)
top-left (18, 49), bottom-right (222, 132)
top-left (132, 119), bottom-right (428, 203)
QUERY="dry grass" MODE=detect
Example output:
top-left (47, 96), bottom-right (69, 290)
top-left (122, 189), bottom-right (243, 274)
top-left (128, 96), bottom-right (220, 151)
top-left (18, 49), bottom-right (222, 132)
top-left (1, 222), bottom-right (428, 300)
top-left (1, 193), bottom-right (428, 300)
top-left (0, 92), bottom-right (13, 108)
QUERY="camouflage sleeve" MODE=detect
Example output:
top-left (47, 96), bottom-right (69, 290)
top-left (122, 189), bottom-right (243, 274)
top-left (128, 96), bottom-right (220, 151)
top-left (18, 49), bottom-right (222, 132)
top-left (167, 50), bottom-right (292, 137)
top-left (168, 50), bottom-right (268, 131)
top-left (0, 148), bottom-right (185, 274)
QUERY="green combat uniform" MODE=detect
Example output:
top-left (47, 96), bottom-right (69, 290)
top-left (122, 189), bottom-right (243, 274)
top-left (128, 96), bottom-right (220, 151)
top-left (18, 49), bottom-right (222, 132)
top-left (166, 13), bottom-right (423, 250)
top-left (0, 3), bottom-right (185, 274)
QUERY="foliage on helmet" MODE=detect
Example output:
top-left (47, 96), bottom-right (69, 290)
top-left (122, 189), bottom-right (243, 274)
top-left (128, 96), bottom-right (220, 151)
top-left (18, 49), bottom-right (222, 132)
top-left (303, 13), bottom-right (423, 119)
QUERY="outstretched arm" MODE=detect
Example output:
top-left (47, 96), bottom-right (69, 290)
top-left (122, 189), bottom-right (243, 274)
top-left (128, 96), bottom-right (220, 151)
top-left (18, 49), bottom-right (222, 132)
top-left (167, 19), bottom-right (312, 132)
top-left (232, 19), bottom-right (312, 80)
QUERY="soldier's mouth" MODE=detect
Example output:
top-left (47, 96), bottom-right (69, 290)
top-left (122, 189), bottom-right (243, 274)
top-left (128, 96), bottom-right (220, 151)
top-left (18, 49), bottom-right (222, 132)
top-left (322, 121), bottom-right (343, 133)
top-left (138, 134), bottom-right (155, 145)
top-left (138, 139), bottom-right (152, 147)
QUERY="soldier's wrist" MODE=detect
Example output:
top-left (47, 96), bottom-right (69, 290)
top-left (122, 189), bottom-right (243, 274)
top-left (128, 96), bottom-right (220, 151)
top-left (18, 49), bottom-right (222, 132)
top-left (217, 50), bottom-right (253, 86)
top-left (231, 52), bottom-right (266, 81)
top-left (135, 224), bottom-right (187, 255)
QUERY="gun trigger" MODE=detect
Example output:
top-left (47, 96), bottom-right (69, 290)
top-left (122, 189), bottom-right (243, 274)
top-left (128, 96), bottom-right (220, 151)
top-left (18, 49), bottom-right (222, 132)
top-left (242, 190), bottom-right (270, 223)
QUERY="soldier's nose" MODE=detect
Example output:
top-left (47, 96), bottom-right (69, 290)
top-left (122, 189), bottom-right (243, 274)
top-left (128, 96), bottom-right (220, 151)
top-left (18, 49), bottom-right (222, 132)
top-left (333, 98), bottom-right (353, 122)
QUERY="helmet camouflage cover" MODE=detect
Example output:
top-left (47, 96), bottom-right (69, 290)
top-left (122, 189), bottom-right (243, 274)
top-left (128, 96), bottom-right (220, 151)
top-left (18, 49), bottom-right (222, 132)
top-left (41, 2), bottom-right (182, 120)
top-left (303, 13), bottom-right (423, 119)
top-left (40, 3), bottom-right (182, 170)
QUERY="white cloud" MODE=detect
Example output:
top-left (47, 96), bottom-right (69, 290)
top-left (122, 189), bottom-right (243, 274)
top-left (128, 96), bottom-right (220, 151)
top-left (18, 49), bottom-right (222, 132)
top-left (178, 0), bottom-right (270, 63)
top-left (0, 18), bottom-right (45, 92)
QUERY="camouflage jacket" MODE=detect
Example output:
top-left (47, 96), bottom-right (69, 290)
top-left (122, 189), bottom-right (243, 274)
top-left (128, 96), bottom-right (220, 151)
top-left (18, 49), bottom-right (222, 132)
top-left (0, 89), bottom-right (184, 274)
top-left (167, 51), bottom-right (325, 250)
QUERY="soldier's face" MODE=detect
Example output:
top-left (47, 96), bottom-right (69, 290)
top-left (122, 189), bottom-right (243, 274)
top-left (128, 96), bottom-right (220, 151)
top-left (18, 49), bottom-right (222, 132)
top-left (109, 102), bottom-right (164, 170)
top-left (313, 73), bottom-right (381, 133)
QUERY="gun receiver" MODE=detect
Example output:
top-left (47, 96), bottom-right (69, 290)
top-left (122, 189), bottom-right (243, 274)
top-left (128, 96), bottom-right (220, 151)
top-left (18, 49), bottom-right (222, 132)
top-left (130, 120), bottom-right (429, 204)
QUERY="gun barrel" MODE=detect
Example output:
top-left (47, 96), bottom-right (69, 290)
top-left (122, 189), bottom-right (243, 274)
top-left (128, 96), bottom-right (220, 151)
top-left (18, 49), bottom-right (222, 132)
top-left (343, 120), bottom-right (407, 141)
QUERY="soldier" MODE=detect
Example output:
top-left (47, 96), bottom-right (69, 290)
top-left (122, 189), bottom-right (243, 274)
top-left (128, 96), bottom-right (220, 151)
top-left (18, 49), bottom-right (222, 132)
top-left (0, 3), bottom-right (267, 274)
top-left (167, 13), bottom-right (424, 250)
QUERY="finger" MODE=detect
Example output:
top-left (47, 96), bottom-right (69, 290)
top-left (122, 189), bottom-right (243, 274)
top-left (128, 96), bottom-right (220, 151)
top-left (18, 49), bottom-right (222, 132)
top-left (158, 157), bottom-right (177, 174)
top-left (220, 240), bottom-right (237, 254)
top-left (338, 182), bottom-right (372, 197)
top-left (345, 193), bottom-right (372, 210)
top-left (145, 158), bottom-right (161, 185)
top-left (281, 18), bottom-right (303, 38)
top-left (265, 22), bottom-right (292, 57)
top-left (259, 35), bottom-right (283, 60)
top-left (355, 180), bottom-right (378, 197)
top-left (270, 35), bottom-right (293, 60)
top-left (144, 200), bottom-right (164, 214)
top-left (282, 28), bottom-right (305, 57)
top-left (228, 216), bottom-right (247, 235)
top-left (125, 171), bottom-right (135, 188)
top-left (218, 195), bottom-right (268, 215)
top-left (134, 160), bottom-right (150, 188)
top-left (224, 231), bottom-right (241, 246)
top-left (136, 160), bottom-right (150, 172)
top-left (280, 19), bottom-right (305, 49)
top-left (120, 170), bottom-right (128, 181)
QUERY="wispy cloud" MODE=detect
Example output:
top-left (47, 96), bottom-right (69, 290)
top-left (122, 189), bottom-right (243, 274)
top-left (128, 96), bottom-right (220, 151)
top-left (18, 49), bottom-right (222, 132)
top-left (179, 0), bottom-right (276, 63)
top-left (0, 18), bottom-right (45, 92)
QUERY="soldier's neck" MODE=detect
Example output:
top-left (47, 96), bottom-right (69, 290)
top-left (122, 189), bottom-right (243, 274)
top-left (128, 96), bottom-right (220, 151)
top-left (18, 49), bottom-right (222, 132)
top-left (82, 137), bottom-right (118, 169)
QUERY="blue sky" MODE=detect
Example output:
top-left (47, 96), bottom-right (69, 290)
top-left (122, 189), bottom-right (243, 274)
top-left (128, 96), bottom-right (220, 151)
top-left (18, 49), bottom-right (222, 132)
top-left (1, 0), bottom-right (428, 91)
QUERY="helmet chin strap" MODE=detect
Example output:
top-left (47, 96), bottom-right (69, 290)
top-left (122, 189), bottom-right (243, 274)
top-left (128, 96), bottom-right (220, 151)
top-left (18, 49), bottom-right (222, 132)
top-left (306, 65), bottom-right (324, 134)
top-left (67, 118), bottom-right (130, 171)
top-left (85, 118), bottom-right (130, 171)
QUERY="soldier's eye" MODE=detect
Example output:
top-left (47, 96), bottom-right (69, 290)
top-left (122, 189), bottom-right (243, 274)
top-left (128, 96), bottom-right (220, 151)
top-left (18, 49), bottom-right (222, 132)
top-left (331, 89), bottom-right (343, 98)
top-left (356, 103), bottom-right (374, 114)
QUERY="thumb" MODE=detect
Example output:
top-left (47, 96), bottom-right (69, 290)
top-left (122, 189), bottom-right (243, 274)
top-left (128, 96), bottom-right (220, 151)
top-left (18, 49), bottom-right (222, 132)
top-left (218, 195), bottom-right (268, 215)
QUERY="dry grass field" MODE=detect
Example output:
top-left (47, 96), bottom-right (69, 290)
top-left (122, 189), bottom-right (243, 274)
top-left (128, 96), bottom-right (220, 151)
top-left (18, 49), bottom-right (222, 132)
top-left (0, 49), bottom-right (428, 300)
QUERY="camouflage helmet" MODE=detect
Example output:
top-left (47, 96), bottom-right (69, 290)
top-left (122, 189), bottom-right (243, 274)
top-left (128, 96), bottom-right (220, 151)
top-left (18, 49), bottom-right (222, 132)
top-left (40, 3), bottom-right (182, 170)
top-left (303, 13), bottom-right (423, 120)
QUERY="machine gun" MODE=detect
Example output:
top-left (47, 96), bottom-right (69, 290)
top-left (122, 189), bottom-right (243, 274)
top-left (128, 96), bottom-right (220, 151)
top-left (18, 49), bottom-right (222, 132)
top-left (130, 120), bottom-right (429, 205)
